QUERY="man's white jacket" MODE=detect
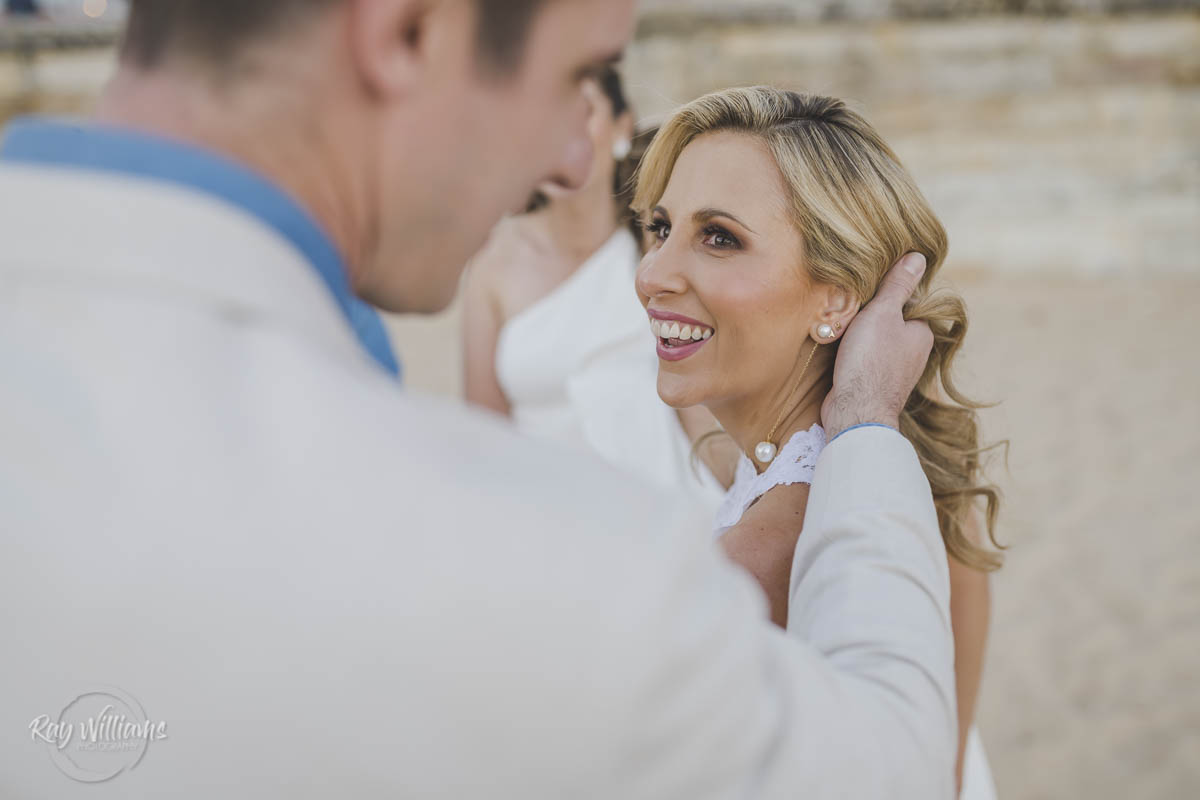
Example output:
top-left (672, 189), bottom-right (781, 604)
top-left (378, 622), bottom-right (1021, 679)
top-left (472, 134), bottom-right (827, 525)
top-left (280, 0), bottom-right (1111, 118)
top-left (0, 160), bottom-right (956, 798)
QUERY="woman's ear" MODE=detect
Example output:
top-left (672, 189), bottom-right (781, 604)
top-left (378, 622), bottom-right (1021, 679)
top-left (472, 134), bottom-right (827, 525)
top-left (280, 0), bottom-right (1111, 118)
top-left (812, 284), bottom-right (859, 343)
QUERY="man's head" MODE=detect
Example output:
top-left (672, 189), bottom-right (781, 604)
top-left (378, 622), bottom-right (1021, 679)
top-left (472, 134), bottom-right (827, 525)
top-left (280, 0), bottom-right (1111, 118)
top-left (123, 1), bottom-right (561, 81)
top-left (116, 0), bottom-right (637, 312)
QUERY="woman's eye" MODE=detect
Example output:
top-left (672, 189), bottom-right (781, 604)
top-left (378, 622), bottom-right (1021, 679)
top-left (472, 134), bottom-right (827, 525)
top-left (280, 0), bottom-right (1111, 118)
top-left (646, 220), bottom-right (671, 242)
top-left (702, 227), bottom-right (739, 249)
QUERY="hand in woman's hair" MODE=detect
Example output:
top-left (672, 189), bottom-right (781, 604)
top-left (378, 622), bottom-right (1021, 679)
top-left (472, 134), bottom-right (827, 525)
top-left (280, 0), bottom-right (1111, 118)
top-left (822, 253), bottom-right (933, 439)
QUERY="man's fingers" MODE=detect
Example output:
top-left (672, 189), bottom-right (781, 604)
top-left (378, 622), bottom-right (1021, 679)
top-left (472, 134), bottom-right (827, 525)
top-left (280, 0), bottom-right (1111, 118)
top-left (870, 252), bottom-right (927, 312)
top-left (906, 317), bottom-right (935, 357)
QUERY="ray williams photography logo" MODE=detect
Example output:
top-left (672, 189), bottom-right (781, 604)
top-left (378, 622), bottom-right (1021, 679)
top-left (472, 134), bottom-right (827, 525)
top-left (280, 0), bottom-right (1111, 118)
top-left (28, 687), bottom-right (168, 783)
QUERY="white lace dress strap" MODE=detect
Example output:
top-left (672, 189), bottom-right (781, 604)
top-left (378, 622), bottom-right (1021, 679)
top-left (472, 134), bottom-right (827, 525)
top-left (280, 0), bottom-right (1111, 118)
top-left (713, 423), bottom-right (827, 533)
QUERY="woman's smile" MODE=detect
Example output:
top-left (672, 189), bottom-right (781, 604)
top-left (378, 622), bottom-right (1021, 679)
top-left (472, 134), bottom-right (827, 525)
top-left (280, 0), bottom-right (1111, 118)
top-left (647, 308), bottom-right (715, 361)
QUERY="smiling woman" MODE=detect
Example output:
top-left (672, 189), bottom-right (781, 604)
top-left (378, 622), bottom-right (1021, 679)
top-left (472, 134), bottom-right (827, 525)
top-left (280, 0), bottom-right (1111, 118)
top-left (632, 86), bottom-right (1005, 799)
top-left (634, 87), bottom-right (1004, 571)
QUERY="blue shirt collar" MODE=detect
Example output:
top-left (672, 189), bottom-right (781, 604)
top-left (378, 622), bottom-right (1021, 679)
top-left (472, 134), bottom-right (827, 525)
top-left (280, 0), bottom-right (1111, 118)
top-left (0, 117), bottom-right (401, 379)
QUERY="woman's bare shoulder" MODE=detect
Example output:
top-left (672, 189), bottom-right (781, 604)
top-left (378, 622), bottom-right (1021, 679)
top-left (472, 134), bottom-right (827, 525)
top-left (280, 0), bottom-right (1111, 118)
top-left (718, 482), bottom-right (813, 629)
top-left (726, 482), bottom-right (813, 540)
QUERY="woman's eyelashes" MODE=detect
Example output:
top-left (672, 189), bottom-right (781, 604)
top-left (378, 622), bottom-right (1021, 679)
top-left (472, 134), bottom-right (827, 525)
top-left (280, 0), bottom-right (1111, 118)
top-left (643, 216), bottom-right (741, 251)
top-left (644, 216), bottom-right (670, 244)
top-left (701, 225), bottom-right (740, 250)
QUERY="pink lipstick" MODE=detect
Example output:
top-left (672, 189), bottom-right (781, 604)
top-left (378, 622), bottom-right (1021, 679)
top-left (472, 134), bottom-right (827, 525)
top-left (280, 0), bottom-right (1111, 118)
top-left (647, 308), bottom-right (714, 362)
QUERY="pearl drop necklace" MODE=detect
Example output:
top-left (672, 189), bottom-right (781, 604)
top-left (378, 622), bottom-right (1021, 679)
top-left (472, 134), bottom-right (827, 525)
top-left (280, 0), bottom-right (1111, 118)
top-left (754, 339), bottom-right (821, 465)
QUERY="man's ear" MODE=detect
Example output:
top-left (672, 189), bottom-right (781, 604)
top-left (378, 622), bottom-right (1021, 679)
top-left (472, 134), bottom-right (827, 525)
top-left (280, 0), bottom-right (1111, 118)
top-left (347, 0), bottom-right (436, 99)
top-left (814, 283), bottom-right (859, 343)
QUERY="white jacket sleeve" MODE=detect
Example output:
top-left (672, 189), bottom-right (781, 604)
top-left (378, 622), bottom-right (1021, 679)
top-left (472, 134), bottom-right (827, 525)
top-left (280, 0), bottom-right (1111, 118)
top-left (616, 425), bottom-right (956, 800)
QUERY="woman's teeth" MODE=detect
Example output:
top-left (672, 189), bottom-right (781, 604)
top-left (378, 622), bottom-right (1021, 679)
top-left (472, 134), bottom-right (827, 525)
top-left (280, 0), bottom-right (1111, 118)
top-left (649, 319), bottom-right (713, 343)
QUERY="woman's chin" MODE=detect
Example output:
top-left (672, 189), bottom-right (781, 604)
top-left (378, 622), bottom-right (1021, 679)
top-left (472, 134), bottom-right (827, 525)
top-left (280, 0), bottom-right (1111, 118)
top-left (656, 375), bottom-right (702, 410)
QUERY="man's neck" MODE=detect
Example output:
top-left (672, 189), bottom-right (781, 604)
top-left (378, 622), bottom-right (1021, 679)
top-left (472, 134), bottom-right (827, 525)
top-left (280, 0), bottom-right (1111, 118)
top-left (93, 59), bottom-right (366, 277)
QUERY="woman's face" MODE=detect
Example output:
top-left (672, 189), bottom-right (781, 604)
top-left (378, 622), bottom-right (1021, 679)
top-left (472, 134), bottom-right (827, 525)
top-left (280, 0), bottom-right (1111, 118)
top-left (539, 79), bottom-right (632, 201)
top-left (635, 131), bottom-right (829, 411)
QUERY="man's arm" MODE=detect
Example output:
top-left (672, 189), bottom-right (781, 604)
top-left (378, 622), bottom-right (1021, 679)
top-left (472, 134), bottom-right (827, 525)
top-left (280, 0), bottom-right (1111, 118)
top-left (785, 424), bottom-right (956, 796)
top-left (788, 251), bottom-right (956, 793)
top-left (613, 432), bottom-right (953, 799)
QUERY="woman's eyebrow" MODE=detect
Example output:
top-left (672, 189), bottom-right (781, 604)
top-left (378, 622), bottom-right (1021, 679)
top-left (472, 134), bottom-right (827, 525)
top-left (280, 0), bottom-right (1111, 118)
top-left (693, 207), bottom-right (757, 234)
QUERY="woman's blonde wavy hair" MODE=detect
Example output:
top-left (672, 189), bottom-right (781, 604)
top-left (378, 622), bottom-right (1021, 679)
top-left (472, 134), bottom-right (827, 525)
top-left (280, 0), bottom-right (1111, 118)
top-left (633, 87), bottom-right (1004, 570)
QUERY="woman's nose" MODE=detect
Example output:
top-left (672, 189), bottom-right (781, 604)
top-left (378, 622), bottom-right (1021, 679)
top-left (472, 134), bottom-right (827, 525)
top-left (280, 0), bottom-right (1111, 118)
top-left (635, 245), bottom-right (688, 300)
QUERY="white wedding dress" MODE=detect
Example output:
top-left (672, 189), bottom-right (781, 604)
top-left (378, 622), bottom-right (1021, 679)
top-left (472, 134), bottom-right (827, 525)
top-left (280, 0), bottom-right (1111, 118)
top-left (715, 424), bottom-right (998, 800)
top-left (495, 228), bottom-right (726, 513)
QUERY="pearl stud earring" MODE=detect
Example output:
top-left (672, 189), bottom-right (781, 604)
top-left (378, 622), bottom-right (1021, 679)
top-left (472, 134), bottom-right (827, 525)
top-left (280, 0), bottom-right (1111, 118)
top-left (612, 139), bottom-right (632, 161)
top-left (817, 323), bottom-right (835, 339)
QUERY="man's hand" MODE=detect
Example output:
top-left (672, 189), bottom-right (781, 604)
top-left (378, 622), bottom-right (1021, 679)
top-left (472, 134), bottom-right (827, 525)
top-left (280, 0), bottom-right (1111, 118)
top-left (822, 253), bottom-right (933, 439)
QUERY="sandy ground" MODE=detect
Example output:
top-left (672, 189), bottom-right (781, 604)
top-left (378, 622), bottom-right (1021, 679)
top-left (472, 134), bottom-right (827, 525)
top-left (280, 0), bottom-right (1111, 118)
top-left (386, 273), bottom-right (1200, 800)
top-left (953, 277), bottom-right (1200, 800)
